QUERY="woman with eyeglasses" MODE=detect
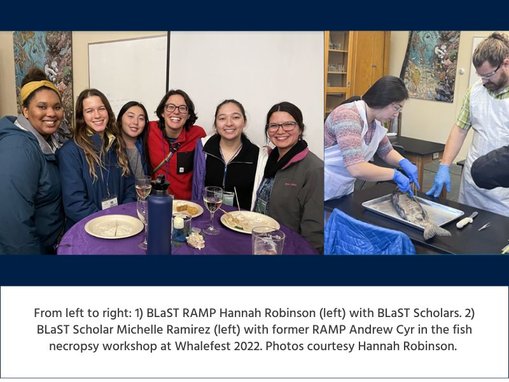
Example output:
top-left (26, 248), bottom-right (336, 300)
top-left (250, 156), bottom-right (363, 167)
top-left (426, 32), bottom-right (509, 216)
top-left (57, 88), bottom-right (136, 230)
top-left (324, 75), bottom-right (418, 201)
top-left (192, 99), bottom-right (268, 210)
top-left (147, 89), bottom-right (206, 200)
top-left (254, 101), bottom-right (323, 253)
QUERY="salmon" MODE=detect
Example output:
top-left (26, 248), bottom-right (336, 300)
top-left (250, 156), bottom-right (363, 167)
top-left (391, 190), bottom-right (451, 240)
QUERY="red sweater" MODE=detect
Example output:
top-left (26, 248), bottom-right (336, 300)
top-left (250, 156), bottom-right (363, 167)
top-left (147, 122), bottom-right (206, 200)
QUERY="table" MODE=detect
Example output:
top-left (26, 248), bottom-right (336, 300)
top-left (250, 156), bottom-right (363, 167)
top-left (57, 202), bottom-right (318, 255)
top-left (391, 135), bottom-right (446, 198)
top-left (325, 182), bottom-right (509, 254)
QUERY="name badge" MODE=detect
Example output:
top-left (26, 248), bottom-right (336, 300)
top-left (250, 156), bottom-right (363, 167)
top-left (101, 196), bottom-right (118, 210)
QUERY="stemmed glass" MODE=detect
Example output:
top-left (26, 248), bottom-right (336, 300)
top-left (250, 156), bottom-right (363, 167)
top-left (135, 176), bottom-right (151, 250)
top-left (135, 176), bottom-right (152, 200)
top-left (136, 199), bottom-right (148, 249)
top-left (203, 186), bottom-right (223, 235)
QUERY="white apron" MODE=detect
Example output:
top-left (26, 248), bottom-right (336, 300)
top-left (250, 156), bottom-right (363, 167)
top-left (459, 82), bottom-right (509, 216)
top-left (325, 100), bottom-right (388, 200)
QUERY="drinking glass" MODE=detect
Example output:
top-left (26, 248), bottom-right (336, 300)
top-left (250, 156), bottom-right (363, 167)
top-left (136, 199), bottom-right (148, 249)
top-left (135, 176), bottom-right (152, 201)
top-left (203, 186), bottom-right (223, 235)
top-left (222, 191), bottom-right (235, 206)
top-left (252, 226), bottom-right (285, 255)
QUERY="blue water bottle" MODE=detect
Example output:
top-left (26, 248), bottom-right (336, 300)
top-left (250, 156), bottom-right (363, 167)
top-left (147, 175), bottom-right (173, 255)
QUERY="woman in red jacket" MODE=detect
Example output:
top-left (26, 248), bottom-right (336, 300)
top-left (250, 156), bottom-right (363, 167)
top-left (147, 89), bottom-right (206, 200)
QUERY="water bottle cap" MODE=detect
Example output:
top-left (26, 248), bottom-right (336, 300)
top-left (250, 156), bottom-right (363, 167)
top-left (152, 175), bottom-right (169, 192)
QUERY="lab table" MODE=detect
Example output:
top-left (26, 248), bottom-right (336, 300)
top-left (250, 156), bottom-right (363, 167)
top-left (391, 136), bottom-right (445, 188)
top-left (325, 182), bottom-right (509, 254)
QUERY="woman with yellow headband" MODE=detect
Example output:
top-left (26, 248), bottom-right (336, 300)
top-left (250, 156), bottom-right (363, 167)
top-left (56, 88), bottom-right (136, 230)
top-left (0, 67), bottom-right (65, 254)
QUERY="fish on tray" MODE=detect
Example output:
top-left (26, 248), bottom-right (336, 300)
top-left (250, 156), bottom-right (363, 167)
top-left (391, 190), bottom-right (451, 240)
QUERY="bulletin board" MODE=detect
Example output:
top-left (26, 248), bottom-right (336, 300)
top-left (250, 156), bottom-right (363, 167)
top-left (167, 32), bottom-right (323, 159)
top-left (88, 35), bottom-right (168, 120)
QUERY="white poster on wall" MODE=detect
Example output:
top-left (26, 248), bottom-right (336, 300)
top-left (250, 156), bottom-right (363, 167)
top-left (468, 37), bottom-right (484, 88)
top-left (168, 31), bottom-right (324, 159)
top-left (88, 35), bottom-right (168, 120)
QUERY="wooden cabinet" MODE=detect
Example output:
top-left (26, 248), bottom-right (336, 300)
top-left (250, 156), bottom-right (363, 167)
top-left (324, 31), bottom-right (391, 119)
top-left (324, 31), bottom-right (353, 118)
top-left (350, 31), bottom-right (391, 97)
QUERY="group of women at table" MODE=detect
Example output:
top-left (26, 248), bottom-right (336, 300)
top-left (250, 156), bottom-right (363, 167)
top-left (0, 67), bottom-right (323, 255)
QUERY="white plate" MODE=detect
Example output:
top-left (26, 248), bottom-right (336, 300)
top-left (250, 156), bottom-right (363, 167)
top-left (220, 211), bottom-right (280, 234)
top-left (172, 200), bottom-right (204, 218)
top-left (84, 214), bottom-right (144, 239)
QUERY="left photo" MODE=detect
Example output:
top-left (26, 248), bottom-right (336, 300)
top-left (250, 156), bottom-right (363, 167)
top-left (0, 31), bottom-right (324, 255)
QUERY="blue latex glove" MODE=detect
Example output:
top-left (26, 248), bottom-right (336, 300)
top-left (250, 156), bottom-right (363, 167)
top-left (425, 164), bottom-right (451, 197)
top-left (399, 158), bottom-right (420, 190)
top-left (393, 170), bottom-right (414, 197)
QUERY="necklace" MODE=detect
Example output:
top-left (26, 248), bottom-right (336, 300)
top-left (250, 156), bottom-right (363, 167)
top-left (219, 141), bottom-right (243, 164)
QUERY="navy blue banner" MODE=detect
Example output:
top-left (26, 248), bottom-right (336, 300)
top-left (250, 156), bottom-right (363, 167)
top-left (1, 255), bottom-right (508, 286)
top-left (2, 3), bottom-right (507, 287)
top-left (1, 0), bottom-right (505, 30)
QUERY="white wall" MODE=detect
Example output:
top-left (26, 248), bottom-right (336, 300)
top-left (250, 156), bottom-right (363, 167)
top-left (168, 32), bottom-right (324, 159)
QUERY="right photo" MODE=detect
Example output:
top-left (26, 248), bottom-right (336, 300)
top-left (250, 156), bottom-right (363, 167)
top-left (323, 31), bottom-right (509, 255)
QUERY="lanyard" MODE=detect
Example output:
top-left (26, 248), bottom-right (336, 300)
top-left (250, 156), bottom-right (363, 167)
top-left (98, 152), bottom-right (111, 197)
top-left (220, 143), bottom-right (243, 188)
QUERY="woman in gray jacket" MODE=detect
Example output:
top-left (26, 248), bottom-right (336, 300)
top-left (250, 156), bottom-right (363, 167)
top-left (254, 102), bottom-right (323, 253)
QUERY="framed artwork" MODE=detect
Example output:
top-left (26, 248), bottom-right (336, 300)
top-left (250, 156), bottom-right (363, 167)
top-left (13, 31), bottom-right (73, 143)
top-left (400, 31), bottom-right (460, 103)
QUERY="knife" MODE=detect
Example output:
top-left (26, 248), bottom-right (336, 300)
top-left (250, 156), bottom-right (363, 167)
top-left (456, 211), bottom-right (478, 229)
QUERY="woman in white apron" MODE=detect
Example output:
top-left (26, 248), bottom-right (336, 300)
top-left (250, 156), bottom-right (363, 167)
top-left (325, 76), bottom-right (419, 201)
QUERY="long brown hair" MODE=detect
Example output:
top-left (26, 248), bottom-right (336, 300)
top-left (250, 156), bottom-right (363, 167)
top-left (73, 88), bottom-right (130, 180)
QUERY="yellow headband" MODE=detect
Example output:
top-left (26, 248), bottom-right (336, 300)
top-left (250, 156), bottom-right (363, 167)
top-left (20, 80), bottom-right (60, 104)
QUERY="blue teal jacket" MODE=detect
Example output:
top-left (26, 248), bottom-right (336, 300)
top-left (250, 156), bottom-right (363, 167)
top-left (57, 134), bottom-right (135, 230)
top-left (325, 208), bottom-right (416, 255)
top-left (0, 116), bottom-right (64, 254)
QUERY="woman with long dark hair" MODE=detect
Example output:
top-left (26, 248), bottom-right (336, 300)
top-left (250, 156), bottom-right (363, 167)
top-left (324, 75), bottom-right (419, 200)
top-left (117, 101), bottom-right (150, 178)
top-left (192, 99), bottom-right (267, 210)
top-left (254, 101), bottom-right (323, 253)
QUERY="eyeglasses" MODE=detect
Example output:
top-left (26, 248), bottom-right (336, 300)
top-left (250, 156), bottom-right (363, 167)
top-left (164, 103), bottom-right (188, 113)
top-left (391, 103), bottom-right (403, 113)
top-left (478, 63), bottom-right (501, 80)
top-left (267, 121), bottom-right (298, 133)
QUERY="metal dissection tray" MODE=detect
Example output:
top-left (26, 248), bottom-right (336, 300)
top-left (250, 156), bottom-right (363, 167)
top-left (362, 194), bottom-right (464, 231)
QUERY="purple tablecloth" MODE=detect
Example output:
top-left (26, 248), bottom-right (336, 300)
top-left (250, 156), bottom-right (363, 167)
top-left (57, 202), bottom-right (318, 255)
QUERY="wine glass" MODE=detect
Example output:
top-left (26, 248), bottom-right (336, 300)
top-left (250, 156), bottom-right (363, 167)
top-left (203, 186), bottom-right (223, 235)
top-left (135, 176), bottom-right (152, 201)
top-left (136, 199), bottom-right (148, 249)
